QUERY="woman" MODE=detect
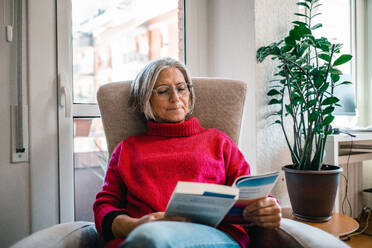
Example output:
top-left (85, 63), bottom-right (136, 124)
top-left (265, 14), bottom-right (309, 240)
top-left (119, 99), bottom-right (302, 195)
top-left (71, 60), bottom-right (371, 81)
top-left (94, 58), bottom-right (281, 248)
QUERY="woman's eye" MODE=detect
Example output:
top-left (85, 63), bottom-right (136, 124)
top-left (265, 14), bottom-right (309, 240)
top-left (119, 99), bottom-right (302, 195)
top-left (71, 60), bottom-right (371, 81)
top-left (157, 88), bottom-right (169, 94)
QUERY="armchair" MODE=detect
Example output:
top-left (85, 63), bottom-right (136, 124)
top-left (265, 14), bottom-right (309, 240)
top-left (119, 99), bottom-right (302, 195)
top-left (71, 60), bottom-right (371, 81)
top-left (11, 78), bottom-right (349, 248)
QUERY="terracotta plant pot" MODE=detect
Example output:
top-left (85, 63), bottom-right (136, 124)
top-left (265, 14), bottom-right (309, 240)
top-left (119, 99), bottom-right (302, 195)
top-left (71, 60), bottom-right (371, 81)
top-left (282, 164), bottom-right (343, 222)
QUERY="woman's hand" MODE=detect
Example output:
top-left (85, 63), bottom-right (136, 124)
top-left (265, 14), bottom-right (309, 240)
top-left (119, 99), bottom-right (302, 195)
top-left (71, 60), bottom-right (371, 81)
top-left (242, 197), bottom-right (281, 228)
top-left (112, 212), bottom-right (188, 238)
top-left (136, 212), bottom-right (188, 226)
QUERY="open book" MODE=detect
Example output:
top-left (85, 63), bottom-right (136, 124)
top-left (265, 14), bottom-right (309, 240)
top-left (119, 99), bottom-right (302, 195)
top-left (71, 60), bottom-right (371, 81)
top-left (164, 171), bottom-right (280, 227)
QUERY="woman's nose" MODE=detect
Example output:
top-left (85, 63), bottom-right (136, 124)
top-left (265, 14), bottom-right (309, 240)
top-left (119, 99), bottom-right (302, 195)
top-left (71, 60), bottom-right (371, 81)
top-left (169, 89), bottom-right (181, 102)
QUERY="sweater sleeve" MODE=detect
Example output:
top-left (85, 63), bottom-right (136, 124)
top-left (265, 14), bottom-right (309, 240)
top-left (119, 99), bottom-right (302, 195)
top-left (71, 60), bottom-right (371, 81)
top-left (93, 142), bottom-right (128, 238)
top-left (222, 136), bottom-right (251, 186)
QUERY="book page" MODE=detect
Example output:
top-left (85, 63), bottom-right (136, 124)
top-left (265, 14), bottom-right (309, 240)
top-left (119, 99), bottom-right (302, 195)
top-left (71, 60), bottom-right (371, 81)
top-left (165, 193), bottom-right (237, 227)
top-left (238, 183), bottom-right (276, 200)
top-left (223, 171), bottom-right (280, 223)
top-left (234, 171), bottom-right (279, 200)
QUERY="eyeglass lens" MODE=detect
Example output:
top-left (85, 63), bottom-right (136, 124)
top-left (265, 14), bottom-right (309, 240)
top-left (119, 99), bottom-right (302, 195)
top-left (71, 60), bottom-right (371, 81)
top-left (154, 83), bottom-right (189, 99)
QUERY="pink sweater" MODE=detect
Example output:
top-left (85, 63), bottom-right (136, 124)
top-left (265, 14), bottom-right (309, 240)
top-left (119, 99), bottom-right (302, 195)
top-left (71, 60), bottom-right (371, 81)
top-left (93, 117), bottom-right (251, 247)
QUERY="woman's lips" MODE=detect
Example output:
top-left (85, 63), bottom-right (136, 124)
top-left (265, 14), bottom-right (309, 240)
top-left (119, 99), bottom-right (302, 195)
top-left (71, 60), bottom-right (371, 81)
top-left (167, 107), bottom-right (182, 111)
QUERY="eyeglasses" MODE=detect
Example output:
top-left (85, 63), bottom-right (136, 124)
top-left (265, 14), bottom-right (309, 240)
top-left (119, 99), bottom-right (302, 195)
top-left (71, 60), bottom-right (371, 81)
top-left (152, 82), bottom-right (192, 100)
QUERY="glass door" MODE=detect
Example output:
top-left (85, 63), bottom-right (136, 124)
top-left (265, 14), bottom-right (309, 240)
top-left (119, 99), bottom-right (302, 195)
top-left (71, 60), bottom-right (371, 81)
top-left (57, 0), bottom-right (184, 222)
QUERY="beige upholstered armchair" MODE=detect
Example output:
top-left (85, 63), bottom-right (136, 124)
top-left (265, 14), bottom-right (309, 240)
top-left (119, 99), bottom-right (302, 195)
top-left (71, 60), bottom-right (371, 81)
top-left (11, 78), bottom-right (349, 248)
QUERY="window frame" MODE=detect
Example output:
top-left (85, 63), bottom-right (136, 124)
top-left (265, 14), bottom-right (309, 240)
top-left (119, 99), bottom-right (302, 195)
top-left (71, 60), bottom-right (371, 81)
top-left (57, 0), bottom-right (186, 222)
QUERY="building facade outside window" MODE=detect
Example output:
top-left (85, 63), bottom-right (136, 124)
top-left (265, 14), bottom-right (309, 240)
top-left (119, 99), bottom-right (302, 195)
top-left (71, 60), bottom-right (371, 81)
top-left (71, 0), bottom-right (185, 221)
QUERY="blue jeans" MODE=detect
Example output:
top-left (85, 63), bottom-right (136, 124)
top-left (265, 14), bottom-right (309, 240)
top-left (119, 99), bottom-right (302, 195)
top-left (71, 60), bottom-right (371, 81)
top-left (120, 221), bottom-right (241, 248)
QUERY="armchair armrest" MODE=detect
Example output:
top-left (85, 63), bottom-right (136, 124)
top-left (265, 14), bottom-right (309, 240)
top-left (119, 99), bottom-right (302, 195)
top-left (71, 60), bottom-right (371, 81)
top-left (246, 218), bottom-right (350, 248)
top-left (10, 221), bottom-right (103, 248)
top-left (11, 219), bottom-right (350, 248)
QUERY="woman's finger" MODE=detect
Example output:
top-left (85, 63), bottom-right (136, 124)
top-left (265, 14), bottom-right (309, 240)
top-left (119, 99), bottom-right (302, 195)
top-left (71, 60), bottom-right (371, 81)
top-left (243, 198), bottom-right (277, 214)
top-left (159, 216), bottom-right (189, 222)
top-left (137, 212), bottom-right (164, 224)
top-left (244, 213), bottom-right (281, 224)
top-left (151, 212), bottom-right (165, 219)
top-left (243, 204), bottom-right (281, 217)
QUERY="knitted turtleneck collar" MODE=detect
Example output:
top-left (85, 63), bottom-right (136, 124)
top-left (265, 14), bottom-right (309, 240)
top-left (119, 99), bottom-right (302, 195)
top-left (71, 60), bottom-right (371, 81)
top-left (146, 117), bottom-right (204, 137)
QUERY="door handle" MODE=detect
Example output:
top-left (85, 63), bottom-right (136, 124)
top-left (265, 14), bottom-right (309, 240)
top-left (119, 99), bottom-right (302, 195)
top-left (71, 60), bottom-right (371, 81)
top-left (58, 74), bottom-right (72, 118)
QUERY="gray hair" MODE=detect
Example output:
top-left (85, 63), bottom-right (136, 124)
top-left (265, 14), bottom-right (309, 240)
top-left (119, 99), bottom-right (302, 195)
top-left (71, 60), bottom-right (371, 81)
top-left (129, 57), bottom-right (195, 121)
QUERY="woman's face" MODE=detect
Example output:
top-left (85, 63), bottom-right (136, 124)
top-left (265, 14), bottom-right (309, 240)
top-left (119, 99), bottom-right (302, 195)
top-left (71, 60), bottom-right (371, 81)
top-left (150, 67), bottom-right (190, 123)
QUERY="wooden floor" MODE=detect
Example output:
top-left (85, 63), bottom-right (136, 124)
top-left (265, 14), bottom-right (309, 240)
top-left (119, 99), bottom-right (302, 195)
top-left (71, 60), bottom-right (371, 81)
top-left (344, 218), bottom-right (372, 247)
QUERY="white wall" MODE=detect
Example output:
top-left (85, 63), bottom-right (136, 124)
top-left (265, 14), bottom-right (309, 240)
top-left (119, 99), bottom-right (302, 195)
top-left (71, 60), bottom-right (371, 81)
top-left (186, 0), bottom-right (257, 171)
top-left (184, 0), bottom-right (208, 76)
top-left (186, 0), bottom-right (295, 206)
top-left (28, 0), bottom-right (59, 232)
top-left (0, 0), bottom-right (60, 246)
top-left (254, 0), bottom-right (297, 207)
top-left (363, 0), bottom-right (372, 208)
top-left (366, 0), bottom-right (372, 125)
top-left (0, 0), bottom-right (30, 246)
top-left (207, 0), bottom-right (257, 173)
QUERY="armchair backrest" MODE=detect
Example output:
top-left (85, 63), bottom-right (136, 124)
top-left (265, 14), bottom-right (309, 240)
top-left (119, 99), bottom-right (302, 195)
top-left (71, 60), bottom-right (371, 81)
top-left (97, 78), bottom-right (247, 156)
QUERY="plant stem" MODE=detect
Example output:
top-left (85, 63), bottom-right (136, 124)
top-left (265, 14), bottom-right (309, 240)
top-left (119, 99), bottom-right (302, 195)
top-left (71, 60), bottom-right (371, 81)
top-left (283, 63), bottom-right (302, 159)
top-left (279, 87), bottom-right (301, 165)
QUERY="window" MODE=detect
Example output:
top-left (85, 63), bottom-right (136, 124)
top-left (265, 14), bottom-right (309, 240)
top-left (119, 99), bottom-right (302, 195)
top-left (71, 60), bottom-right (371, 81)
top-left (58, 0), bottom-right (185, 222)
top-left (312, 0), bottom-right (356, 128)
top-left (72, 0), bottom-right (184, 103)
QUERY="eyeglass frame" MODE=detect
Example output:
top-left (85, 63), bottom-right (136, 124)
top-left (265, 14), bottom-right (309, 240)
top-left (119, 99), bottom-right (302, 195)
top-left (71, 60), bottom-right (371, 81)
top-left (152, 82), bottom-right (193, 99)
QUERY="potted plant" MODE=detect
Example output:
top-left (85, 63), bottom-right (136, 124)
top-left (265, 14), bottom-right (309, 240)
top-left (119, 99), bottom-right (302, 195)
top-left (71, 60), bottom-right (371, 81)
top-left (256, 0), bottom-right (352, 222)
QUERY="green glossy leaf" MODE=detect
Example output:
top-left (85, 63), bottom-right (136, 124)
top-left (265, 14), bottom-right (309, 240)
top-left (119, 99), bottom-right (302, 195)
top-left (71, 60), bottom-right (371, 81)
top-left (331, 74), bottom-right (340, 83)
top-left (303, 38), bottom-right (315, 46)
top-left (285, 104), bottom-right (293, 115)
top-left (309, 112), bottom-right (320, 122)
top-left (289, 29), bottom-right (301, 41)
top-left (334, 43), bottom-right (343, 50)
top-left (311, 13), bottom-right (322, 19)
top-left (256, 47), bottom-right (268, 62)
top-left (298, 25), bottom-right (312, 37)
top-left (281, 45), bottom-right (293, 53)
top-left (314, 123), bottom-right (323, 132)
top-left (319, 82), bottom-right (329, 93)
top-left (302, 65), bottom-right (313, 70)
top-left (315, 37), bottom-right (331, 52)
top-left (329, 68), bottom-right (342, 75)
top-left (318, 53), bottom-right (330, 62)
top-left (338, 81), bottom-right (352, 85)
top-left (256, 44), bottom-right (283, 62)
top-left (323, 115), bottom-right (335, 126)
top-left (267, 89), bottom-right (281, 96)
top-left (305, 91), bottom-right (316, 97)
top-left (297, 2), bottom-right (310, 9)
top-left (294, 13), bottom-right (308, 18)
top-left (306, 99), bottom-right (317, 108)
top-left (311, 68), bottom-right (324, 88)
top-left (285, 36), bottom-right (296, 46)
top-left (322, 97), bottom-right (339, 105)
top-left (325, 130), bottom-right (333, 135)
top-left (292, 21), bottom-right (308, 26)
top-left (322, 106), bottom-right (335, 115)
top-left (333, 54), bottom-right (352, 66)
top-left (268, 99), bottom-right (282, 105)
top-left (311, 23), bottom-right (322, 30)
top-left (292, 94), bottom-right (303, 104)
